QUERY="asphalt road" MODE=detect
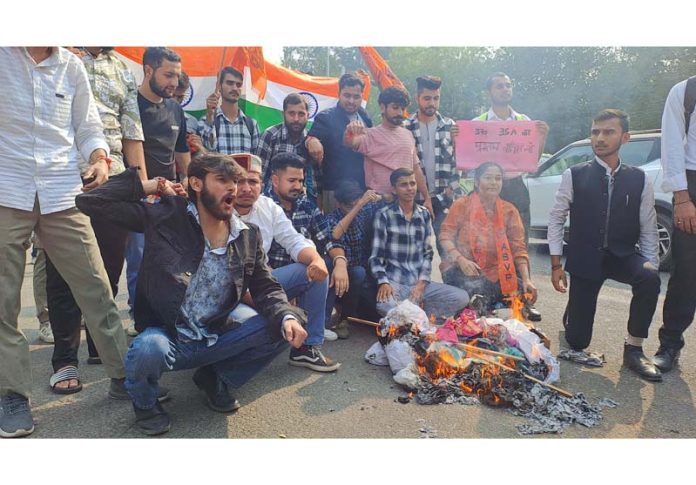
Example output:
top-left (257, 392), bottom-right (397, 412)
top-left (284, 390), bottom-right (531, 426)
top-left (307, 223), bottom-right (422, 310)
top-left (13, 240), bottom-right (696, 439)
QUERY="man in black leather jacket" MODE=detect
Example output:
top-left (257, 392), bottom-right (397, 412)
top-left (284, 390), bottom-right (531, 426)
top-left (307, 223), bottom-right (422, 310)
top-left (76, 153), bottom-right (307, 435)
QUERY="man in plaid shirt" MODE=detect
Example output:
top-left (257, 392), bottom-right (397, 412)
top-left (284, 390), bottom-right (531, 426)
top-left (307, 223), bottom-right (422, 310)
top-left (258, 93), bottom-right (319, 202)
top-left (405, 75), bottom-right (463, 238)
top-left (370, 168), bottom-right (469, 323)
top-left (324, 181), bottom-right (384, 337)
top-left (264, 152), bottom-right (350, 340)
top-left (197, 67), bottom-right (260, 154)
top-left (263, 157), bottom-right (341, 270)
top-left (233, 154), bottom-right (340, 371)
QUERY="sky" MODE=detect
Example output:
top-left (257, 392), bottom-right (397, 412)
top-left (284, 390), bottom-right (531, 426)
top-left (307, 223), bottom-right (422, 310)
top-left (264, 46), bottom-right (284, 64)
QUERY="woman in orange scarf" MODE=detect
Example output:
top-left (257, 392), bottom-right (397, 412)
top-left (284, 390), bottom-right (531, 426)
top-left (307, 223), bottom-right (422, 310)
top-left (439, 162), bottom-right (538, 315)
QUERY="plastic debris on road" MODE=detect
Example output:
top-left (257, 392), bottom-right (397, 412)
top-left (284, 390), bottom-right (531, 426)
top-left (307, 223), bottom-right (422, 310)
top-left (363, 302), bottom-right (618, 435)
top-left (557, 349), bottom-right (607, 367)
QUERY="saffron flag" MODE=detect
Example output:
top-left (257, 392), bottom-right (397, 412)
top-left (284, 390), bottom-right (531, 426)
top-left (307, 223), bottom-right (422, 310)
top-left (114, 47), bottom-right (371, 132)
top-left (358, 47), bottom-right (405, 91)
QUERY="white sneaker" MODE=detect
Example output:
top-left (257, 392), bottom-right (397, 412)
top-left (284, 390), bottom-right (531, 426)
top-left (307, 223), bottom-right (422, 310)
top-left (127, 321), bottom-right (139, 337)
top-left (323, 328), bottom-right (338, 341)
top-left (38, 322), bottom-right (54, 344)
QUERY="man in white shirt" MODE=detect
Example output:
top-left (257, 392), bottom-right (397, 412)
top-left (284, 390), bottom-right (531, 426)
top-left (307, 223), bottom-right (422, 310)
top-left (233, 155), bottom-right (340, 372)
top-left (548, 109), bottom-right (661, 382)
top-left (654, 77), bottom-right (696, 372)
top-left (0, 47), bottom-right (129, 438)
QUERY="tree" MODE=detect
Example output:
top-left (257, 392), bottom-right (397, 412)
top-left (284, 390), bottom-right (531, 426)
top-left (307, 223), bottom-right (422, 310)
top-left (282, 46), bottom-right (373, 77)
top-left (280, 46), bottom-right (696, 152)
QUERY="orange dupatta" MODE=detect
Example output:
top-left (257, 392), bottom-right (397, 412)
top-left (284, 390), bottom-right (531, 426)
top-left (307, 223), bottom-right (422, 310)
top-left (467, 193), bottom-right (518, 295)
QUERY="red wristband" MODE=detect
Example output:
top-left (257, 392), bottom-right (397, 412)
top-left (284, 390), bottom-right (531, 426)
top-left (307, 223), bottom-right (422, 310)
top-left (154, 177), bottom-right (167, 196)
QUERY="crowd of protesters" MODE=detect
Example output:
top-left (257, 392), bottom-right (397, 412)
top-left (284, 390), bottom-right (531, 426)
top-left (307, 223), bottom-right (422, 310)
top-left (0, 46), bottom-right (692, 438)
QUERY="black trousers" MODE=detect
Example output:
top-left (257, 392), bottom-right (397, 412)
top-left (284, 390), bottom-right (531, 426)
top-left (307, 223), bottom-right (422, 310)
top-left (47, 217), bottom-right (128, 371)
top-left (660, 170), bottom-right (696, 349)
top-left (564, 252), bottom-right (660, 351)
top-left (431, 195), bottom-right (448, 255)
top-left (500, 176), bottom-right (530, 246)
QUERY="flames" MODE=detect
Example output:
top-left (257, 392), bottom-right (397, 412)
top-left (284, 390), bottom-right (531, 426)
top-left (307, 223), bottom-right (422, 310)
top-left (507, 293), bottom-right (534, 322)
top-left (415, 342), bottom-right (518, 407)
top-left (505, 293), bottom-right (552, 350)
top-left (379, 300), bottom-right (552, 409)
top-left (417, 345), bottom-right (462, 378)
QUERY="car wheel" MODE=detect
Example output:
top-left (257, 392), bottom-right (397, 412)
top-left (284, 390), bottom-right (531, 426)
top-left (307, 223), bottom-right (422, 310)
top-left (656, 209), bottom-right (673, 272)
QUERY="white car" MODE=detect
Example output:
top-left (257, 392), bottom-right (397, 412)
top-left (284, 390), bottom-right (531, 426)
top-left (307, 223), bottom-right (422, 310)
top-left (526, 130), bottom-right (673, 270)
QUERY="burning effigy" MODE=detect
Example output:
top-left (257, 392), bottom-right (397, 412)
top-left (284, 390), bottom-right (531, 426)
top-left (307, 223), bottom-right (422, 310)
top-left (364, 300), bottom-right (618, 435)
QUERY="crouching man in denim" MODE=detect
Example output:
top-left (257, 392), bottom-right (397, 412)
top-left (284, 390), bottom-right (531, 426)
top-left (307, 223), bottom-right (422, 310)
top-left (76, 153), bottom-right (307, 435)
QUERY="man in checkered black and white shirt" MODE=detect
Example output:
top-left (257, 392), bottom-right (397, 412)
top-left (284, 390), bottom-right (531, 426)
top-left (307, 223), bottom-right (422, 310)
top-left (197, 66), bottom-right (260, 155)
top-left (257, 93), bottom-right (318, 202)
top-left (370, 168), bottom-right (469, 323)
top-left (404, 75), bottom-right (463, 239)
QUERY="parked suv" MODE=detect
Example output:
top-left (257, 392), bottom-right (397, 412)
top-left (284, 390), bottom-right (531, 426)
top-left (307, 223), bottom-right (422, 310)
top-left (526, 130), bottom-right (673, 271)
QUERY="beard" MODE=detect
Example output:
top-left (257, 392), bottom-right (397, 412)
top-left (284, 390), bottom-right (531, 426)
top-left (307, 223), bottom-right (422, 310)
top-left (200, 185), bottom-right (232, 221)
top-left (421, 106), bottom-right (436, 116)
top-left (388, 115), bottom-right (405, 126)
top-left (149, 77), bottom-right (172, 99)
top-left (279, 188), bottom-right (302, 203)
top-left (286, 122), bottom-right (306, 135)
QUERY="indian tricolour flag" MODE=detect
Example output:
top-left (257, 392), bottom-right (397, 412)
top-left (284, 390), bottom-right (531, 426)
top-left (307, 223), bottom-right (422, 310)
top-left (114, 47), bottom-right (371, 131)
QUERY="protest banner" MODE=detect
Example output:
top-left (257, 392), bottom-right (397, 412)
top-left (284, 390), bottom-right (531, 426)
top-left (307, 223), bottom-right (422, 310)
top-left (455, 120), bottom-right (542, 172)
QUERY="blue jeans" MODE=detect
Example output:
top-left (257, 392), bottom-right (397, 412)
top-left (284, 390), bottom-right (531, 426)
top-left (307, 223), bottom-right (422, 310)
top-left (376, 281), bottom-right (470, 324)
top-left (272, 263), bottom-right (328, 347)
top-left (125, 232), bottom-right (144, 316)
top-left (324, 256), bottom-right (367, 323)
top-left (124, 304), bottom-right (287, 409)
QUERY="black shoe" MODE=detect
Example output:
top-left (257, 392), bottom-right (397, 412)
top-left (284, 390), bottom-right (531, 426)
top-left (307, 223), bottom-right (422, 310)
top-left (289, 345), bottom-right (341, 372)
top-left (524, 305), bottom-right (542, 322)
top-left (133, 401), bottom-right (170, 436)
top-left (623, 344), bottom-right (662, 382)
top-left (192, 366), bottom-right (240, 413)
top-left (653, 346), bottom-right (681, 373)
top-left (109, 378), bottom-right (171, 402)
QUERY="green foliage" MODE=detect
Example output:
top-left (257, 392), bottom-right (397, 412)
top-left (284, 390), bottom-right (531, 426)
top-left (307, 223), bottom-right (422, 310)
top-left (281, 46), bottom-right (696, 152)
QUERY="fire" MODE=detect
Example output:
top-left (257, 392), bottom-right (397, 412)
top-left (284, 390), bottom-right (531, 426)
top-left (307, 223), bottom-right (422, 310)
top-left (415, 342), bottom-right (516, 408)
top-left (417, 346), bottom-right (465, 380)
top-left (459, 382), bottom-right (473, 394)
top-left (508, 294), bottom-right (528, 322)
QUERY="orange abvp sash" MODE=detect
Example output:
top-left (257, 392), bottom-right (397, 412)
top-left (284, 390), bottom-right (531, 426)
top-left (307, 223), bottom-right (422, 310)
top-left (468, 193), bottom-right (518, 295)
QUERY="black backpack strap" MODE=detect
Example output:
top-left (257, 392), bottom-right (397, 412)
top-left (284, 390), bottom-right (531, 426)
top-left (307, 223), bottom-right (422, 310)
top-left (214, 114), bottom-right (221, 139)
top-left (684, 76), bottom-right (696, 135)
top-left (243, 114), bottom-right (255, 138)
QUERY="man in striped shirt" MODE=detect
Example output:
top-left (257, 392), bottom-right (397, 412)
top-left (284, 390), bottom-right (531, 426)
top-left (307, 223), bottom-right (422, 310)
top-left (0, 47), bottom-right (129, 438)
